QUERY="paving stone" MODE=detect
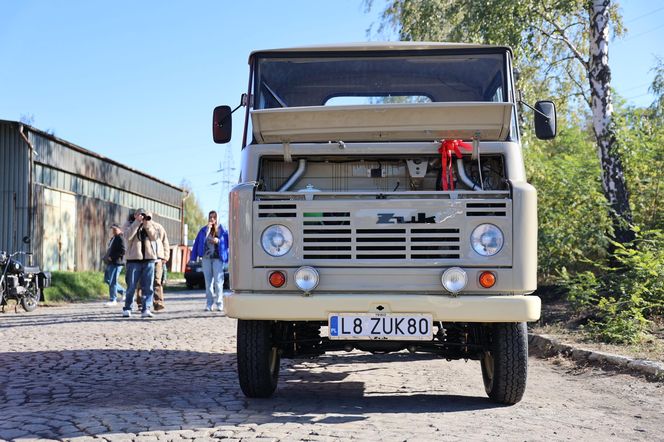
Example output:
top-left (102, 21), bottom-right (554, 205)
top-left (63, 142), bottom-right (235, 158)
top-left (2, 290), bottom-right (662, 442)
top-left (0, 428), bottom-right (31, 440)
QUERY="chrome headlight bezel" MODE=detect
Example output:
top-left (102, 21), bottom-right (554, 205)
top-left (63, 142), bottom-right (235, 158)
top-left (441, 267), bottom-right (468, 294)
top-left (260, 224), bottom-right (293, 257)
top-left (470, 224), bottom-right (504, 256)
top-left (294, 266), bottom-right (320, 292)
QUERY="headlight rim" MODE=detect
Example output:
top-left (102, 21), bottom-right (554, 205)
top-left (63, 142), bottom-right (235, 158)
top-left (441, 266), bottom-right (468, 294)
top-left (294, 265), bottom-right (320, 292)
top-left (260, 224), bottom-right (294, 257)
top-left (470, 223), bottom-right (504, 257)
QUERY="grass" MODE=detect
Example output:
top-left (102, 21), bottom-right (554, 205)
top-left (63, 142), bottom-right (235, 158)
top-left (44, 270), bottom-right (190, 303)
top-left (167, 271), bottom-right (184, 280)
top-left (44, 271), bottom-right (110, 303)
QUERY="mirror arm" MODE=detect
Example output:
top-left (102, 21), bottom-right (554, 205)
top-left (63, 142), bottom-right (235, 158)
top-left (216, 94), bottom-right (247, 128)
top-left (518, 100), bottom-right (550, 120)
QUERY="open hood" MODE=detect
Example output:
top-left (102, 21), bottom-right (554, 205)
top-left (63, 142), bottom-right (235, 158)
top-left (251, 102), bottom-right (514, 144)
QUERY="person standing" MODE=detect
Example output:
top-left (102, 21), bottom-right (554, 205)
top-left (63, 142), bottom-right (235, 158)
top-left (191, 210), bottom-right (228, 311)
top-left (136, 217), bottom-right (170, 311)
top-left (103, 223), bottom-right (125, 306)
top-left (121, 208), bottom-right (158, 319)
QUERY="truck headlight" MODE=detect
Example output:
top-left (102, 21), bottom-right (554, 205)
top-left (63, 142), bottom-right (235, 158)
top-left (470, 224), bottom-right (504, 256)
top-left (441, 267), bottom-right (467, 293)
top-left (294, 266), bottom-right (319, 292)
top-left (261, 225), bottom-right (293, 257)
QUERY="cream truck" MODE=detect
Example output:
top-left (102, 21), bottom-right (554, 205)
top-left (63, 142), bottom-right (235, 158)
top-left (212, 43), bottom-right (556, 405)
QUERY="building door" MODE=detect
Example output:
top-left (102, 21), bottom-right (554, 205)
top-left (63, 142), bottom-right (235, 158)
top-left (43, 188), bottom-right (76, 271)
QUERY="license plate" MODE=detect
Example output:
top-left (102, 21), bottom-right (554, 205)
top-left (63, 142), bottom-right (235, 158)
top-left (196, 268), bottom-right (203, 273)
top-left (328, 313), bottom-right (433, 341)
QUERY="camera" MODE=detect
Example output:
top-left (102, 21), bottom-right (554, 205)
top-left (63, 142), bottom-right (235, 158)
top-left (141, 213), bottom-right (152, 221)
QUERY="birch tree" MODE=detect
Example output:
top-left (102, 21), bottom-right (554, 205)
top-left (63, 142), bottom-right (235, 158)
top-left (369, 0), bottom-right (634, 244)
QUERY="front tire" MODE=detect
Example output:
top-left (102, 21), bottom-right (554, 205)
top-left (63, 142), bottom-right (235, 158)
top-left (21, 282), bottom-right (40, 312)
top-left (481, 322), bottom-right (528, 405)
top-left (237, 320), bottom-right (280, 398)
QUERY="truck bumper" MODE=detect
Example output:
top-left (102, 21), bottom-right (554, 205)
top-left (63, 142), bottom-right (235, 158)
top-left (225, 292), bottom-right (541, 322)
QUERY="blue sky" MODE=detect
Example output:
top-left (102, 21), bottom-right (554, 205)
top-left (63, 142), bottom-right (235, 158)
top-left (1, 1), bottom-right (662, 226)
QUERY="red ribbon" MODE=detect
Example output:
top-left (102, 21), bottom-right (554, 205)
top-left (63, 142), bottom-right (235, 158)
top-left (438, 139), bottom-right (472, 190)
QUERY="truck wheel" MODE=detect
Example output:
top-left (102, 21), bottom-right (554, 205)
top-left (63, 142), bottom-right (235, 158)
top-left (237, 320), bottom-right (280, 398)
top-left (481, 322), bottom-right (528, 405)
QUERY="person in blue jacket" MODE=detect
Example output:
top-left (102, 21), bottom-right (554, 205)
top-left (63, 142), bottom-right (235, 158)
top-left (191, 210), bottom-right (229, 311)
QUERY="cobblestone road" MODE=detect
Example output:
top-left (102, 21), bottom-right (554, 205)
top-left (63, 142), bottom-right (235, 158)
top-left (1, 290), bottom-right (662, 441)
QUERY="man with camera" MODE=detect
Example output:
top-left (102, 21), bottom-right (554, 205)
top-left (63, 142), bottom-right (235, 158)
top-left (135, 214), bottom-right (170, 311)
top-left (121, 208), bottom-right (159, 318)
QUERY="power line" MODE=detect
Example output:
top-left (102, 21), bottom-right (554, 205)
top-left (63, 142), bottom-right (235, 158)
top-left (625, 6), bottom-right (664, 23)
top-left (619, 81), bottom-right (652, 93)
top-left (625, 91), bottom-right (652, 100)
top-left (616, 22), bottom-right (664, 44)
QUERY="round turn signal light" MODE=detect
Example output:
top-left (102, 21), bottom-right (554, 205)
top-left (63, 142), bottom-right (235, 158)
top-left (479, 271), bottom-right (496, 288)
top-left (268, 271), bottom-right (286, 288)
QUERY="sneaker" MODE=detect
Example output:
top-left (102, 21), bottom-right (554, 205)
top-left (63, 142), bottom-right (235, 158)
top-left (105, 300), bottom-right (117, 307)
top-left (141, 310), bottom-right (154, 319)
top-left (122, 310), bottom-right (131, 318)
top-left (205, 306), bottom-right (212, 312)
top-left (216, 304), bottom-right (224, 312)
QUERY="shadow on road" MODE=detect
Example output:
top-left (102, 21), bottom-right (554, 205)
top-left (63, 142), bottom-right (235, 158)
top-left (0, 349), bottom-right (498, 439)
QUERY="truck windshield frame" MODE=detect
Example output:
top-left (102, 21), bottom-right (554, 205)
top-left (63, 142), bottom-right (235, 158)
top-left (251, 49), bottom-right (510, 110)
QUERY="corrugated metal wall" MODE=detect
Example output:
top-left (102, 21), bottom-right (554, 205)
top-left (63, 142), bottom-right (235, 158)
top-left (0, 121), bottom-right (30, 254)
top-left (29, 131), bottom-right (182, 207)
top-left (0, 120), bottom-right (184, 271)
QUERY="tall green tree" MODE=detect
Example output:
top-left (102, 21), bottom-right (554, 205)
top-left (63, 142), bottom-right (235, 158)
top-left (368, 0), bottom-right (634, 244)
top-left (180, 180), bottom-right (206, 242)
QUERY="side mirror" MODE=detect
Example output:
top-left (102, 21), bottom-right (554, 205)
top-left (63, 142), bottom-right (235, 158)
top-left (534, 100), bottom-right (557, 140)
top-left (212, 105), bottom-right (232, 144)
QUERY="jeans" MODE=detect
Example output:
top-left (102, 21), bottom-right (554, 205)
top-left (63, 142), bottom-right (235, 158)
top-left (104, 264), bottom-right (125, 302)
top-left (136, 260), bottom-right (164, 310)
top-left (202, 258), bottom-right (224, 308)
top-left (123, 261), bottom-right (155, 313)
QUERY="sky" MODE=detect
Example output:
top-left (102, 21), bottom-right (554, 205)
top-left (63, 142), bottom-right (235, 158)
top-left (1, 1), bottom-right (663, 226)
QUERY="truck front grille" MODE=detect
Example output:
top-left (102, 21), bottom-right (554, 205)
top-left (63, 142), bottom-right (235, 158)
top-left (254, 191), bottom-right (510, 266)
top-left (300, 213), bottom-right (460, 260)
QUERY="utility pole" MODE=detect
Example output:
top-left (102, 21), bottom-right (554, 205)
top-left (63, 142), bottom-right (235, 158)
top-left (211, 147), bottom-right (237, 227)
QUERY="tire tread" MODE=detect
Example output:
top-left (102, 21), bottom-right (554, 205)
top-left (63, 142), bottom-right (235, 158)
top-left (488, 322), bottom-right (528, 405)
top-left (237, 320), bottom-right (279, 398)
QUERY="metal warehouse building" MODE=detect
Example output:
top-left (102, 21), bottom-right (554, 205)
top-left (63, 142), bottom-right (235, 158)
top-left (0, 119), bottom-right (184, 272)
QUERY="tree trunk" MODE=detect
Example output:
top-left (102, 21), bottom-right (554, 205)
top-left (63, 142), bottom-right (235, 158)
top-left (588, 0), bottom-right (634, 244)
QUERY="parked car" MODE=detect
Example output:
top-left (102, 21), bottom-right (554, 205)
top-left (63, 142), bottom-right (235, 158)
top-left (184, 260), bottom-right (229, 290)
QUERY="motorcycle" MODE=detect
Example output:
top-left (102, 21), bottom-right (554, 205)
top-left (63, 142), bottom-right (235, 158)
top-left (0, 238), bottom-right (51, 313)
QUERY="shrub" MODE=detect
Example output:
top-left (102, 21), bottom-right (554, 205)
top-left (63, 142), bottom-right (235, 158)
top-left (559, 229), bottom-right (664, 343)
top-left (525, 126), bottom-right (610, 280)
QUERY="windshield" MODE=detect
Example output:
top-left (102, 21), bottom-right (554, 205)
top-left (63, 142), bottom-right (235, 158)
top-left (254, 51), bottom-right (507, 109)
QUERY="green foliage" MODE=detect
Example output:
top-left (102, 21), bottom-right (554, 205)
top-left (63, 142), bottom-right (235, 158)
top-left (584, 297), bottom-right (649, 345)
top-left (560, 230), bottom-right (664, 343)
top-left (614, 98), bottom-right (664, 233)
top-left (525, 126), bottom-right (610, 279)
top-left (44, 271), bottom-right (109, 302)
top-left (181, 179), bottom-right (207, 241)
top-left (367, 0), bottom-right (623, 119)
